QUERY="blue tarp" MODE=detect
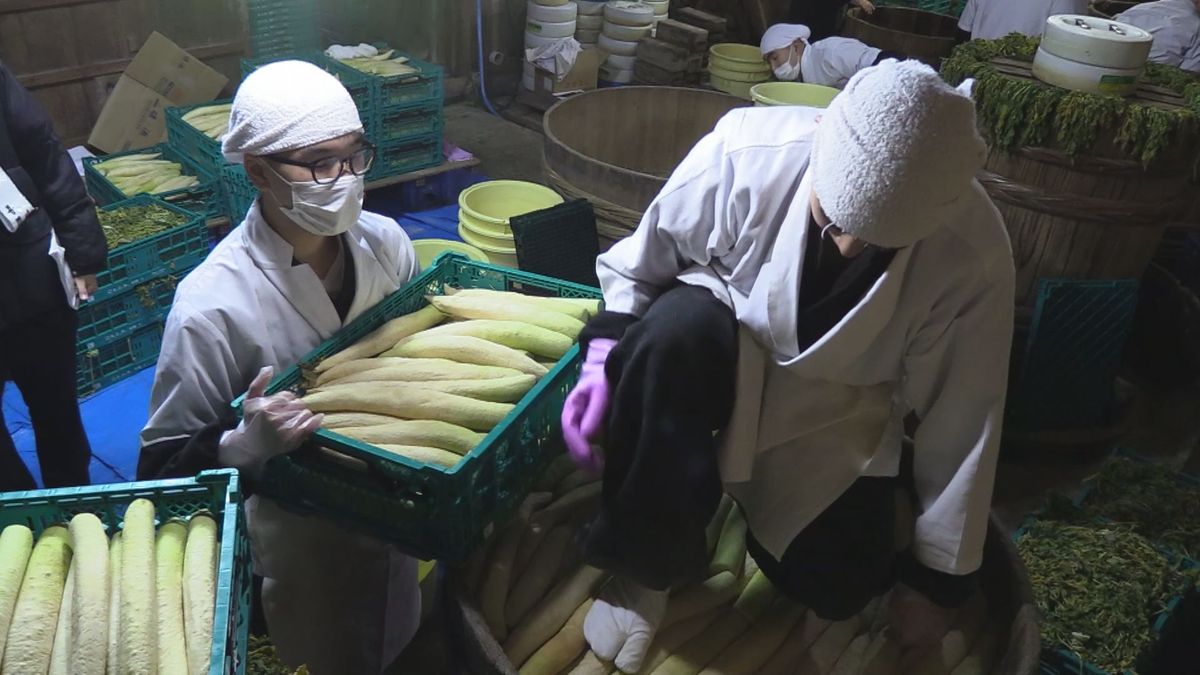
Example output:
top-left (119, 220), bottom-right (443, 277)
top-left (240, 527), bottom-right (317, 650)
top-left (3, 201), bottom-right (476, 488)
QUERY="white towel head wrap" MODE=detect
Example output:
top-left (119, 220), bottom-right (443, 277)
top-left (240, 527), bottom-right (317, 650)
top-left (760, 23), bottom-right (811, 54)
top-left (809, 59), bottom-right (986, 248)
top-left (222, 60), bottom-right (363, 164)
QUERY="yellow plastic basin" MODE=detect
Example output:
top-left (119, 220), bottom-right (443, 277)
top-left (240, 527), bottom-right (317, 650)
top-left (457, 180), bottom-right (564, 237)
top-left (709, 73), bottom-right (756, 100)
top-left (458, 223), bottom-right (519, 268)
top-left (708, 64), bottom-right (772, 84)
top-left (750, 82), bottom-right (840, 108)
top-left (708, 43), bottom-right (771, 74)
top-left (411, 238), bottom-right (488, 268)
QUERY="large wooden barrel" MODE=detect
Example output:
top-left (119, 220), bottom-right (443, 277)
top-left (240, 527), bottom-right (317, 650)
top-left (442, 515), bottom-right (1041, 675)
top-left (840, 6), bottom-right (958, 66)
top-left (978, 60), bottom-right (1194, 307)
top-left (542, 86), bottom-right (748, 246)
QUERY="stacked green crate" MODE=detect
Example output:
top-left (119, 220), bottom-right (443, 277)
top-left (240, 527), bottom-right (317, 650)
top-left (165, 99), bottom-right (233, 179)
top-left (248, 0), bottom-right (320, 58)
top-left (84, 144), bottom-right (222, 218)
top-left (79, 196), bottom-right (208, 398)
top-left (221, 165), bottom-right (257, 224)
top-left (325, 44), bottom-right (445, 180)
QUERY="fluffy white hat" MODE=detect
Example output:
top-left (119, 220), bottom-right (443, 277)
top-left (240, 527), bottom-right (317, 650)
top-left (809, 59), bottom-right (986, 248)
top-left (222, 61), bottom-right (363, 164)
top-left (760, 23), bottom-right (811, 54)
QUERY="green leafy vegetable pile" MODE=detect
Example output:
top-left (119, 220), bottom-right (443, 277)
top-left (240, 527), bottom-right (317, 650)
top-left (98, 203), bottom-right (189, 249)
top-left (940, 34), bottom-right (1200, 168)
top-left (1080, 456), bottom-right (1200, 558)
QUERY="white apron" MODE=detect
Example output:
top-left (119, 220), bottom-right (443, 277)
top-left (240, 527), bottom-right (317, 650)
top-left (142, 202), bottom-right (421, 674)
top-left (596, 106), bottom-right (1015, 577)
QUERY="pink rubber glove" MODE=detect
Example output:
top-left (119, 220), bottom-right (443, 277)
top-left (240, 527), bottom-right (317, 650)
top-left (561, 338), bottom-right (617, 474)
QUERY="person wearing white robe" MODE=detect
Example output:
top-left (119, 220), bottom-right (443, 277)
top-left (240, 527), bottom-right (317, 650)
top-left (1115, 0), bottom-right (1200, 73)
top-left (957, 0), bottom-right (1088, 40)
top-left (560, 60), bottom-right (1014, 674)
top-left (138, 61), bottom-right (421, 675)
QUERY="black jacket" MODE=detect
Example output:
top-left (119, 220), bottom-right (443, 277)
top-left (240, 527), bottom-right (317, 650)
top-left (0, 60), bottom-right (106, 331)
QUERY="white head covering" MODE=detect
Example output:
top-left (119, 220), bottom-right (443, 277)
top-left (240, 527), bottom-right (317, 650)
top-left (222, 61), bottom-right (363, 164)
top-left (760, 23), bottom-right (811, 54)
top-left (809, 59), bottom-right (986, 249)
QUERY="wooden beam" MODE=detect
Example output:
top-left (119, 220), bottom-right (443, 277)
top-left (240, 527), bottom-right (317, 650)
top-left (17, 40), bottom-right (247, 90)
top-left (0, 0), bottom-right (108, 13)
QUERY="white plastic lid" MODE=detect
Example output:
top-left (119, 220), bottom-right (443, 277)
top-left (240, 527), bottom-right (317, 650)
top-left (1041, 14), bottom-right (1153, 69)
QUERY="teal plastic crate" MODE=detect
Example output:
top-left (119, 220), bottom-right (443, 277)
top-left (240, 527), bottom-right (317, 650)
top-left (221, 164), bottom-right (257, 223)
top-left (77, 269), bottom-right (188, 347)
top-left (0, 470), bottom-right (251, 675)
top-left (166, 99), bottom-right (233, 177)
top-left (76, 318), bottom-right (165, 398)
top-left (236, 254), bottom-right (601, 562)
top-left (84, 143), bottom-right (221, 218)
top-left (95, 195), bottom-right (209, 304)
top-left (249, 0), bottom-right (319, 57)
top-left (1015, 513), bottom-right (1198, 675)
top-left (327, 44), bottom-right (444, 112)
top-left (374, 100), bottom-right (444, 144)
top-left (369, 133), bottom-right (442, 181)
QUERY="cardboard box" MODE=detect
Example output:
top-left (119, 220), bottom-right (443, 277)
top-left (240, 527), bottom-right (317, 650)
top-left (533, 47), bottom-right (607, 95)
top-left (89, 32), bottom-right (228, 153)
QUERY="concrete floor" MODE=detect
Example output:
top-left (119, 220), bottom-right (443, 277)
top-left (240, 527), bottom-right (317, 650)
top-left (445, 102), bottom-right (546, 184)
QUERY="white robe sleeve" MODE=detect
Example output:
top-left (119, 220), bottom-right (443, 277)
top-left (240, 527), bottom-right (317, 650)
top-left (141, 305), bottom-right (242, 449)
top-left (899, 260), bottom-right (1014, 576)
top-left (595, 118), bottom-right (742, 317)
top-left (957, 0), bottom-right (976, 33)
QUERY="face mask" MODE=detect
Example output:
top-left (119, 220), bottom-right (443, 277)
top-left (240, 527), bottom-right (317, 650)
top-left (774, 45), bottom-right (802, 81)
top-left (263, 163), bottom-right (364, 237)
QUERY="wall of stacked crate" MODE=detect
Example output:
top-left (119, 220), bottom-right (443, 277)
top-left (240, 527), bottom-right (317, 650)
top-left (219, 47), bottom-right (446, 223)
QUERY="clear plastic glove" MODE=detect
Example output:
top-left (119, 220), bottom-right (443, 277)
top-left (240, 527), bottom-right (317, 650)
top-left (218, 366), bottom-right (323, 477)
top-left (584, 576), bottom-right (669, 674)
top-left (560, 338), bottom-right (617, 474)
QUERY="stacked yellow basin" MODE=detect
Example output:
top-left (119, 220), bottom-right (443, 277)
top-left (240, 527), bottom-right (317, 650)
top-left (457, 180), bottom-right (565, 268)
top-left (708, 43), bottom-right (771, 99)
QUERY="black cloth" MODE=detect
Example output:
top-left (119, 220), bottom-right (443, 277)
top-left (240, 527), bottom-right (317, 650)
top-left (582, 285), bottom-right (738, 591)
top-left (789, 0), bottom-right (851, 41)
top-left (581, 229), bottom-right (977, 613)
top-left (873, 49), bottom-right (906, 65)
top-left (0, 304), bottom-right (91, 490)
top-left (0, 61), bottom-right (106, 333)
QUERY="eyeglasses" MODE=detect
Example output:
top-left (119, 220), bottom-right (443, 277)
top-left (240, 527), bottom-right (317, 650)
top-left (269, 143), bottom-right (377, 185)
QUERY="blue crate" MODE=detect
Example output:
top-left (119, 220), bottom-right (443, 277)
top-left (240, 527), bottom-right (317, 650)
top-left (1007, 279), bottom-right (1140, 432)
top-left (0, 470), bottom-right (251, 675)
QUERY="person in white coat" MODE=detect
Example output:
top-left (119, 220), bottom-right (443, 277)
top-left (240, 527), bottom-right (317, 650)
top-left (138, 61), bottom-right (421, 675)
top-left (760, 23), bottom-right (901, 88)
top-left (1115, 0), bottom-right (1200, 73)
top-left (956, 0), bottom-right (1088, 41)
top-left (559, 60), bottom-right (1014, 674)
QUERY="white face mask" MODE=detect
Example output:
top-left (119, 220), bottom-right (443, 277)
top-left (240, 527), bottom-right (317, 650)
top-left (774, 45), bottom-right (802, 81)
top-left (263, 163), bottom-right (364, 237)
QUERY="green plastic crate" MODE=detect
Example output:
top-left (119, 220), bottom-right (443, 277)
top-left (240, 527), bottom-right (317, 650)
top-left (237, 254), bottom-right (601, 562)
top-left (368, 133), bottom-right (442, 181)
top-left (0, 470), bottom-right (251, 675)
top-left (327, 44), bottom-right (444, 113)
top-left (76, 269), bottom-right (189, 347)
top-left (249, 0), bottom-right (319, 57)
top-left (84, 143), bottom-right (221, 218)
top-left (374, 100), bottom-right (444, 144)
top-left (166, 99), bottom-right (233, 177)
top-left (95, 195), bottom-right (209, 304)
top-left (76, 318), bottom-right (164, 398)
top-left (221, 164), bottom-right (257, 223)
